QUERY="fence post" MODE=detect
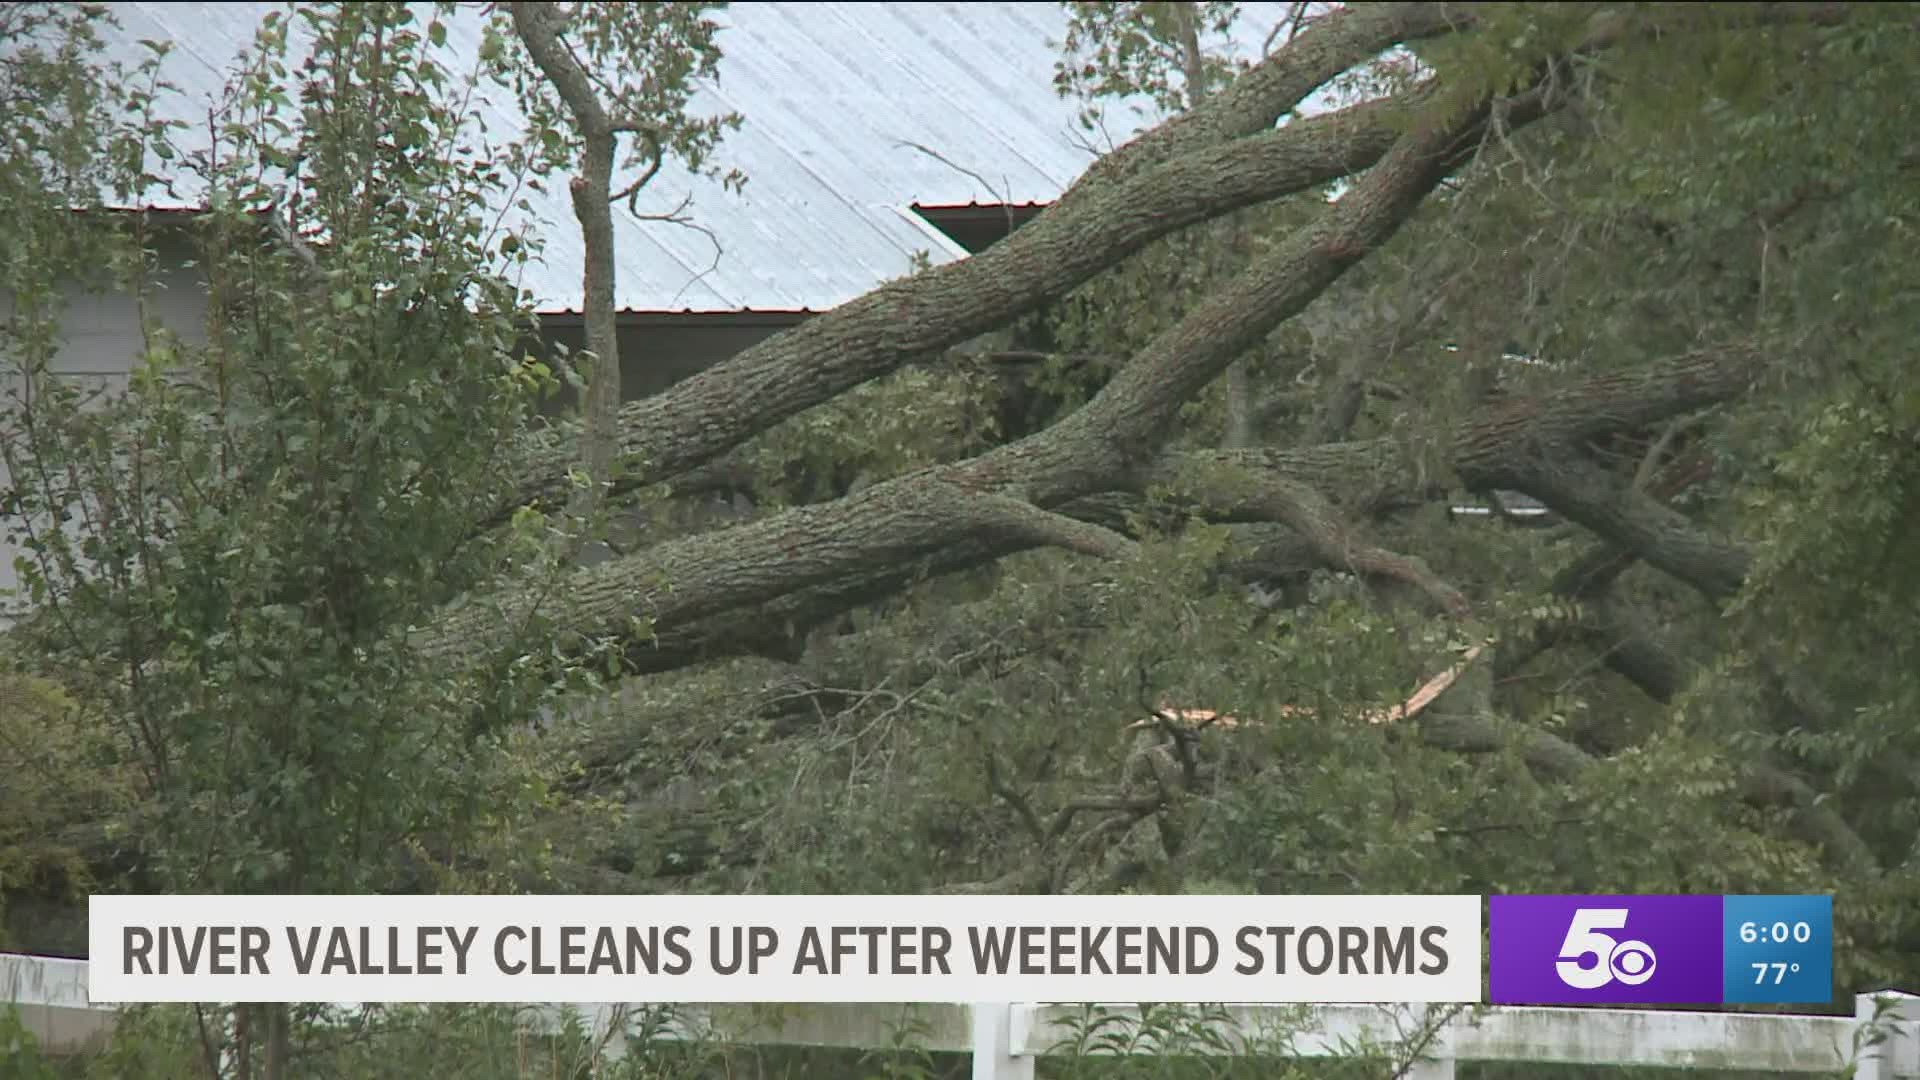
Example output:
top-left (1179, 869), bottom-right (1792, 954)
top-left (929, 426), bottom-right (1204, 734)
top-left (1402, 1011), bottom-right (1457, 1080)
top-left (971, 1002), bottom-right (1035, 1080)
top-left (1855, 990), bottom-right (1920, 1080)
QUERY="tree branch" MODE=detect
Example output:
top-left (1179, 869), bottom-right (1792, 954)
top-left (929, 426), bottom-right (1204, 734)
top-left (1143, 454), bottom-right (1468, 615)
top-left (495, 82), bottom-right (1429, 521)
top-left (508, 2), bottom-right (621, 509)
top-left (447, 335), bottom-right (1773, 680)
top-left (1499, 452), bottom-right (1751, 601)
top-left (431, 81), bottom-right (1543, 670)
top-left (1071, 3), bottom-right (1471, 192)
top-left (972, 493), bottom-right (1139, 561)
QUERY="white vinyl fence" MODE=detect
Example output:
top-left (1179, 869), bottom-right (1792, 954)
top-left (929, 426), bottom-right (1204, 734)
top-left (5, 952), bottom-right (1916, 1078)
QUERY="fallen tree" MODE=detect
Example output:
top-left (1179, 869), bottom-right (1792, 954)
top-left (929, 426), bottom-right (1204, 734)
top-left (8, 1), bottom-right (1918, 997)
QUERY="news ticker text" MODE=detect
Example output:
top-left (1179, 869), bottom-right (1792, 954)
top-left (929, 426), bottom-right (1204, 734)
top-left (90, 893), bottom-right (1832, 1005)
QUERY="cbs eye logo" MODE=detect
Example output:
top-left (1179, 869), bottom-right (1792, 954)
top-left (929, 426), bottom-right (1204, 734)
top-left (1555, 908), bottom-right (1658, 989)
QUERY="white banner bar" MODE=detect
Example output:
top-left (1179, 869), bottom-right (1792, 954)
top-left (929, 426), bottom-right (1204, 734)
top-left (88, 894), bottom-right (1480, 1003)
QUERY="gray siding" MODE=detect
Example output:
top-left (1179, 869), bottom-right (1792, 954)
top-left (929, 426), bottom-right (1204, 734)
top-left (1, 248), bottom-right (800, 618)
top-left (35, 233), bottom-right (210, 374)
top-left (0, 231), bottom-right (205, 616)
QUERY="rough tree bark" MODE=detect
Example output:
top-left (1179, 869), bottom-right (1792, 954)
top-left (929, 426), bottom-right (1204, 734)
top-left (427, 79), bottom-right (1559, 671)
top-left (1170, 0), bottom-right (1258, 451)
top-left (434, 324), bottom-right (1764, 680)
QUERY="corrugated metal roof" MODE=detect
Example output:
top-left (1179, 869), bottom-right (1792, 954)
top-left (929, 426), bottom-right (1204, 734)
top-left (86, 2), bottom-right (1292, 314)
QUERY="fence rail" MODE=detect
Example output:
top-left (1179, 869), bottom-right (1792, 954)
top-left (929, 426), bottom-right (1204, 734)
top-left (5, 952), bottom-right (1916, 1078)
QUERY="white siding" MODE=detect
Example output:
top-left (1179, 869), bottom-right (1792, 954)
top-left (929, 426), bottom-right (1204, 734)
top-left (0, 232), bottom-right (207, 618)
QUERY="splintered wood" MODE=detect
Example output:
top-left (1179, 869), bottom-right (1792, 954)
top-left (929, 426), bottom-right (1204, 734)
top-left (1130, 643), bottom-right (1488, 731)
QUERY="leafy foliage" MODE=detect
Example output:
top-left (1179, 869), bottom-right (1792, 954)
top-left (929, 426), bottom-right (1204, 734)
top-left (483, 1), bottom-right (742, 195)
top-left (0, 670), bottom-right (134, 944)
top-left (1055, 2), bottom-right (1248, 128)
top-left (1, 0), bottom-right (555, 894)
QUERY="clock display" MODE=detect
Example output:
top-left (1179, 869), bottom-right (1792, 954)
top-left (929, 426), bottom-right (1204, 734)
top-left (1722, 895), bottom-right (1832, 1005)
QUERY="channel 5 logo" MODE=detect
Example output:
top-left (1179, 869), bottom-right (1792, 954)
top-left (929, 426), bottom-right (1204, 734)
top-left (1554, 908), bottom-right (1657, 988)
top-left (1491, 895), bottom-right (1723, 1004)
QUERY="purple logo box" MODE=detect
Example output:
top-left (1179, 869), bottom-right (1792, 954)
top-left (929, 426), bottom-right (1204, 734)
top-left (1490, 895), bottom-right (1723, 1004)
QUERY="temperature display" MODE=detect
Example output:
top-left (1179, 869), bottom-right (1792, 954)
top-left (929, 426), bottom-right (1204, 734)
top-left (1722, 895), bottom-right (1831, 1004)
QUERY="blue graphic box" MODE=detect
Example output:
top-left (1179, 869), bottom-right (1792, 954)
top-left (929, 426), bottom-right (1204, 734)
top-left (1721, 894), bottom-right (1832, 1005)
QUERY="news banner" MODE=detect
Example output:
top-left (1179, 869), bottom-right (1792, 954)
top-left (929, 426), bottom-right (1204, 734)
top-left (88, 893), bottom-right (1834, 1005)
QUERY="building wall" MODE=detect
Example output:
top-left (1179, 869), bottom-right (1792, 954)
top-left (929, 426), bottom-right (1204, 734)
top-left (533, 313), bottom-right (808, 404)
top-left (1, 244), bottom-right (806, 617)
top-left (0, 372), bottom-right (131, 616)
top-left (0, 229), bottom-right (208, 615)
